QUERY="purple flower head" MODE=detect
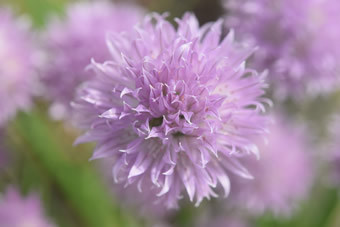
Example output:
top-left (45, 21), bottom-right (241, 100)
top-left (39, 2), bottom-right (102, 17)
top-left (0, 9), bottom-right (35, 126)
top-left (0, 187), bottom-right (55, 227)
top-left (42, 1), bottom-right (144, 119)
top-left (230, 114), bottom-right (313, 216)
top-left (225, 0), bottom-right (340, 98)
top-left (73, 13), bottom-right (269, 208)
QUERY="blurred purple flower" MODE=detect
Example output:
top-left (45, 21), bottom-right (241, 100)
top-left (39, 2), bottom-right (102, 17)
top-left (0, 187), bottom-right (55, 227)
top-left (225, 0), bottom-right (340, 98)
top-left (73, 13), bottom-right (269, 208)
top-left (42, 1), bottom-right (144, 119)
top-left (0, 9), bottom-right (35, 126)
top-left (230, 114), bottom-right (313, 216)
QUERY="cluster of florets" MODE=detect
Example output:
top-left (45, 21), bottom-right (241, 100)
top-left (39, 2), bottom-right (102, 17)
top-left (0, 9), bottom-right (35, 126)
top-left (225, 0), bottom-right (340, 98)
top-left (73, 12), bottom-right (268, 208)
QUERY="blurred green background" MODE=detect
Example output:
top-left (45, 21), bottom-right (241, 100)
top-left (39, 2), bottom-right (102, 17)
top-left (1, 0), bottom-right (340, 227)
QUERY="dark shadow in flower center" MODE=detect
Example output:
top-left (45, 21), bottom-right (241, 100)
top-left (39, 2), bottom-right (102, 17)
top-left (172, 132), bottom-right (185, 138)
top-left (149, 117), bottom-right (163, 128)
top-left (162, 86), bottom-right (167, 96)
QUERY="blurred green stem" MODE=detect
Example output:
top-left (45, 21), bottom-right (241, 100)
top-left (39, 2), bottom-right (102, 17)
top-left (11, 108), bottom-right (139, 227)
top-left (327, 192), bottom-right (340, 227)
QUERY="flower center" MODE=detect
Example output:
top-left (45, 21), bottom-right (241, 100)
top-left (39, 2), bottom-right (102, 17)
top-left (149, 117), bottom-right (163, 128)
top-left (172, 131), bottom-right (185, 138)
